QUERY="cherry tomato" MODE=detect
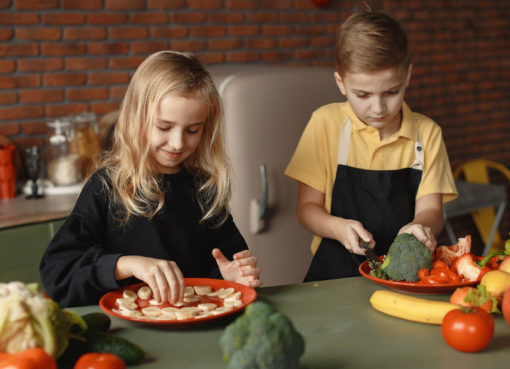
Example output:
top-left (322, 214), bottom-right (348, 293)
top-left (74, 353), bottom-right (126, 369)
top-left (441, 307), bottom-right (494, 352)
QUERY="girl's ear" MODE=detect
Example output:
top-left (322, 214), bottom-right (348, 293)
top-left (334, 72), bottom-right (347, 96)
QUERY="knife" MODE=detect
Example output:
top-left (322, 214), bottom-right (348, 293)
top-left (360, 241), bottom-right (381, 271)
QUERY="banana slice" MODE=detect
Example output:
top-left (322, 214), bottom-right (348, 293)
top-left (141, 306), bottom-right (162, 317)
top-left (194, 285), bottom-right (212, 296)
top-left (195, 311), bottom-right (212, 319)
top-left (218, 287), bottom-right (235, 299)
top-left (175, 309), bottom-right (195, 320)
top-left (197, 303), bottom-right (217, 311)
top-left (223, 299), bottom-right (242, 308)
top-left (161, 306), bottom-right (179, 314)
top-left (149, 299), bottom-right (164, 305)
top-left (160, 310), bottom-right (177, 319)
top-left (137, 286), bottom-right (152, 300)
top-left (211, 306), bottom-right (233, 315)
top-left (116, 298), bottom-right (138, 310)
top-left (183, 295), bottom-right (200, 303)
top-left (184, 286), bottom-right (195, 297)
top-left (123, 290), bottom-right (137, 300)
top-left (114, 308), bottom-right (143, 317)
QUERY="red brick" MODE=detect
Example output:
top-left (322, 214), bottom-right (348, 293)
top-left (65, 57), bottom-right (107, 71)
top-left (67, 87), bottom-right (109, 101)
top-left (64, 27), bottom-right (107, 41)
top-left (16, 27), bottom-right (61, 41)
top-left (208, 39), bottom-right (243, 50)
top-left (130, 12), bottom-right (168, 24)
top-left (108, 56), bottom-right (145, 69)
top-left (110, 85), bottom-right (127, 99)
top-left (43, 73), bottom-right (87, 87)
top-left (278, 37), bottom-right (308, 49)
top-left (18, 58), bottom-right (64, 72)
top-left (41, 12), bottom-right (85, 25)
top-left (0, 74), bottom-right (40, 88)
top-left (87, 13), bottom-right (128, 25)
top-left (262, 25), bottom-right (293, 36)
top-left (105, 0), bottom-right (144, 10)
top-left (0, 91), bottom-right (17, 104)
top-left (21, 121), bottom-right (47, 135)
top-left (261, 50), bottom-right (293, 62)
top-left (62, 0), bottom-right (101, 10)
top-left (150, 26), bottom-right (188, 39)
top-left (245, 12), bottom-right (279, 23)
top-left (0, 123), bottom-right (21, 136)
top-left (208, 12), bottom-right (244, 23)
top-left (245, 37), bottom-right (277, 49)
top-left (108, 27), bottom-right (149, 40)
top-left (260, 0), bottom-right (292, 9)
top-left (189, 26), bottom-right (226, 38)
top-left (196, 52), bottom-right (224, 64)
top-left (170, 39), bottom-right (206, 52)
top-left (0, 105), bottom-right (43, 120)
top-left (169, 12), bottom-right (207, 24)
top-left (88, 72), bottom-right (130, 85)
top-left (14, 0), bottom-right (58, 10)
top-left (45, 103), bottom-right (89, 118)
top-left (87, 42), bottom-right (129, 55)
top-left (228, 25), bottom-right (260, 37)
top-left (224, 0), bottom-right (258, 10)
top-left (188, 0), bottom-right (221, 9)
top-left (0, 12), bottom-right (38, 25)
top-left (0, 0), bottom-right (11, 9)
top-left (20, 89), bottom-right (63, 103)
top-left (0, 59), bottom-right (15, 73)
top-left (147, 0), bottom-right (185, 9)
top-left (41, 43), bottom-right (86, 56)
top-left (0, 43), bottom-right (38, 57)
top-left (90, 101), bottom-right (122, 115)
top-left (0, 28), bottom-right (13, 41)
top-left (130, 40), bottom-right (168, 54)
top-left (278, 12), bottom-right (309, 22)
top-left (225, 51), bottom-right (261, 63)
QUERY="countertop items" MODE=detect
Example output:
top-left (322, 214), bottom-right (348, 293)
top-left (72, 277), bottom-right (510, 369)
top-left (0, 193), bottom-right (78, 229)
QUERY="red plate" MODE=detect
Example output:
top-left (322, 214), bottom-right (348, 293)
top-left (359, 259), bottom-right (478, 294)
top-left (99, 278), bottom-right (257, 326)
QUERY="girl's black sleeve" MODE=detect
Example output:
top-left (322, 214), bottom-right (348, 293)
top-left (39, 173), bottom-right (123, 307)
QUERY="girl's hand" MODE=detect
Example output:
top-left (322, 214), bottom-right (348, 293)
top-left (115, 255), bottom-right (185, 304)
top-left (333, 218), bottom-right (375, 255)
top-left (212, 249), bottom-right (262, 288)
top-left (398, 223), bottom-right (437, 253)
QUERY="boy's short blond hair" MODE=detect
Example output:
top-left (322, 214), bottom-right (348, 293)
top-left (335, 11), bottom-right (411, 76)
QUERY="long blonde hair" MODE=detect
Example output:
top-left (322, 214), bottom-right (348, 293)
top-left (97, 50), bottom-right (230, 225)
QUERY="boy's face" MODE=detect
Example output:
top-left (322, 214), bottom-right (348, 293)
top-left (148, 91), bottom-right (207, 174)
top-left (335, 65), bottom-right (412, 139)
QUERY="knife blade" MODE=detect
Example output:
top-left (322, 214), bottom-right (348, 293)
top-left (360, 241), bottom-right (381, 271)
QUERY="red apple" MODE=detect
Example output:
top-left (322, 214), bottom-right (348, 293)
top-left (503, 286), bottom-right (510, 325)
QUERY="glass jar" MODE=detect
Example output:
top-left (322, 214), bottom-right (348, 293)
top-left (69, 112), bottom-right (101, 178)
top-left (46, 119), bottom-right (81, 186)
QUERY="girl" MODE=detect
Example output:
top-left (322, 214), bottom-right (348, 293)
top-left (40, 51), bottom-right (261, 307)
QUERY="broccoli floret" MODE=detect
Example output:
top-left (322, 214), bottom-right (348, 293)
top-left (380, 233), bottom-right (433, 282)
top-left (219, 301), bottom-right (305, 369)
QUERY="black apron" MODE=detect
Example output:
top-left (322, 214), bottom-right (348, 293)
top-left (304, 117), bottom-right (423, 281)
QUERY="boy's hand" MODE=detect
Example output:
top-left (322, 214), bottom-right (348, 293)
top-left (399, 223), bottom-right (437, 253)
top-left (334, 218), bottom-right (375, 255)
top-left (212, 248), bottom-right (262, 288)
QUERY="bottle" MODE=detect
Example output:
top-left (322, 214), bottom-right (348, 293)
top-left (69, 112), bottom-right (101, 178)
top-left (46, 119), bottom-right (80, 186)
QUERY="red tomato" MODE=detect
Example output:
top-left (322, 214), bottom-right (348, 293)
top-left (0, 348), bottom-right (56, 369)
top-left (503, 287), bottom-right (510, 325)
top-left (74, 353), bottom-right (126, 369)
top-left (441, 307), bottom-right (494, 352)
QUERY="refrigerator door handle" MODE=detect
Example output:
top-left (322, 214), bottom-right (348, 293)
top-left (249, 164), bottom-right (268, 234)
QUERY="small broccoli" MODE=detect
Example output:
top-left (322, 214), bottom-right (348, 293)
top-left (219, 301), bottom-right (305, 369)
top-left (380, 233), bottom-right (433, 282)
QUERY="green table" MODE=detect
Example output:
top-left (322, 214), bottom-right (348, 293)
top-left (73, 277), bottom-right (510, 369)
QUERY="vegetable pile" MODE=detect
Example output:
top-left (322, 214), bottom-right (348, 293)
top-left (0, 281), bottom-right (85, 357)
top-left (219, 301), bottom-right (305, 369)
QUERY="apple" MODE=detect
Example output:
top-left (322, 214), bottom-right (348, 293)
top-left (499, 255), bottom-right (510, 274)
top-left (503, 287), bottom-right (510, 325)
top-left (480, 269), bottom-right (510, 301)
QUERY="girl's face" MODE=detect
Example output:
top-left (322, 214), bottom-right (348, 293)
top-left (149, 91), bottom-right (208, 174)
top-left (335, 65), bottom-right (412, 140)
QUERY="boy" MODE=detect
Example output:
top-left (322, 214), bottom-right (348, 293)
top-left (285, 10), bottom-right (458, 281)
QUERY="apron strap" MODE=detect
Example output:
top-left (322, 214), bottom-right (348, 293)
top-left (337, 117), bottom-right (352, 166)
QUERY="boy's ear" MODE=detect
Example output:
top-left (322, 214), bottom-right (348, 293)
top-left (334, 72), bottom-right (347, 96)
top-left (405, 64), bottom-right (413, 87)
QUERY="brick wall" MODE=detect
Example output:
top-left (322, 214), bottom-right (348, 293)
top-left (1, 0), bottom-right (509, 250)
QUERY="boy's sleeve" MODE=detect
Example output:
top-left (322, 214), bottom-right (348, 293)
top-left (39, 173), bottom-right (123, 307)
top-left (285, 111), bottom-right (327, 193)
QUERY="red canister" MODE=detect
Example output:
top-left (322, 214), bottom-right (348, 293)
top-left (0, 144), bottom-right (16, 199)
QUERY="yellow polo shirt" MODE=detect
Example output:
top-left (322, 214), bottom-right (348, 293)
top-left (285, 101), bottom-right (458, 253)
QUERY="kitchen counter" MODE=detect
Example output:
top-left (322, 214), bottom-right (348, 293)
top-left (71, 277), bottom-right (510, 369)
top-left (0, 193), bottom-right (78, 229)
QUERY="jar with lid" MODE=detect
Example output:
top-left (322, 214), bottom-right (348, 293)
top-left (69, 112), bottom-right (101, 178)
top-left (46, 119), bottom-right (81, 186)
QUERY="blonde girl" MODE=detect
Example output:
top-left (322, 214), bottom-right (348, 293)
top-left (40, 51), bottom-right (261, 307)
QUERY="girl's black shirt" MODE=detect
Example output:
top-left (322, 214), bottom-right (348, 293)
top-left (39, 170), bottom-right (248, 307)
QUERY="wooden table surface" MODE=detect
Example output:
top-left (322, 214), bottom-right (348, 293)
top-left (70, 277), bottom-right (510, 369)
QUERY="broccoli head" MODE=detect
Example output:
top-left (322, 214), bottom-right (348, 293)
top-left (219, 301), bottom-right (305, 369)
top-left (380, 233), bottom-right (433, 282)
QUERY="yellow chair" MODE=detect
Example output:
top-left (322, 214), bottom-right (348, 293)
top-left (453, 159), bottom-right (510, 253)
